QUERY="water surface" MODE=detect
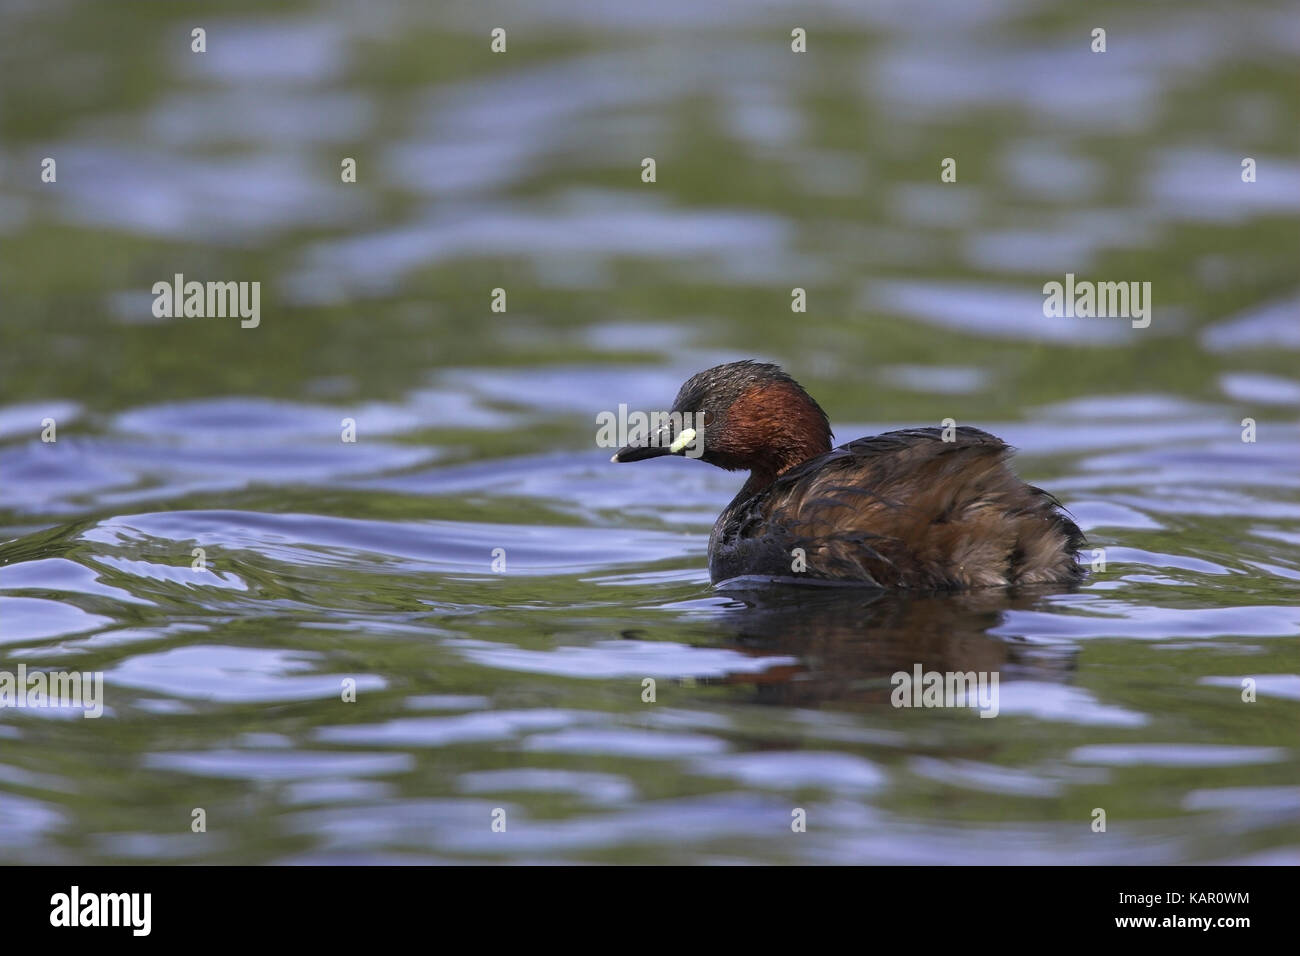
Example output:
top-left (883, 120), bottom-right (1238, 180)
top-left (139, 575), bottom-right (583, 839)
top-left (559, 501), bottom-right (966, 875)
top-left (1, 0), bottom-right (1298, 864)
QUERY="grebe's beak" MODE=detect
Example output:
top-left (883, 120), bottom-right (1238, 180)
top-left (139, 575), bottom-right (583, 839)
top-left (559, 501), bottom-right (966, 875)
top-left (611, 426), bottom-right (698, 463)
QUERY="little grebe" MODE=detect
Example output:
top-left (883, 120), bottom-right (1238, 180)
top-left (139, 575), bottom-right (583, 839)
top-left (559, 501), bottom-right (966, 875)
top-left (612, 360), bottom-right (1085, 588)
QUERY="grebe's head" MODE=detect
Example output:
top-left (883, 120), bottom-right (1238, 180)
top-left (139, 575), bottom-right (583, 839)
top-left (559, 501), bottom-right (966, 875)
top-left (612, 361), bottom-right (832, 480)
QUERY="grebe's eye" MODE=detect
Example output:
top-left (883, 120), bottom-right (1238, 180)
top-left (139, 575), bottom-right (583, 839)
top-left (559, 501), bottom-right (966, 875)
top-left (702, 410), bottom-right (715, 427)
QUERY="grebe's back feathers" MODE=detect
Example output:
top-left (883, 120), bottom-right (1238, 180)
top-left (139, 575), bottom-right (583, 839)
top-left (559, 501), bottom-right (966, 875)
top-left (711, 426), bottom-right (1084, 588)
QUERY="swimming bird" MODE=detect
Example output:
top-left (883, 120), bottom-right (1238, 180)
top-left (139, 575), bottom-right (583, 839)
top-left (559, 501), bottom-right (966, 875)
top-left (611, 360), bottom-right (1085, 588)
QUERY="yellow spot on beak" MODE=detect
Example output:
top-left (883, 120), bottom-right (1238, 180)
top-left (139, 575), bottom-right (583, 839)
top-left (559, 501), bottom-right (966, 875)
top-left (669, 427), bottom-right (697, 454)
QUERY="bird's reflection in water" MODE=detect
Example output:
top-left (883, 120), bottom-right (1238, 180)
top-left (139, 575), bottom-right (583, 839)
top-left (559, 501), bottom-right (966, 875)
top-left (707, 584), bottom-right (1079, 710)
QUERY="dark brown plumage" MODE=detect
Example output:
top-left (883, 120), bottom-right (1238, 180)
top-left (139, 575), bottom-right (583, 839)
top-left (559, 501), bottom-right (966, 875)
top-left (612, 360), bottom-right (1085, 588)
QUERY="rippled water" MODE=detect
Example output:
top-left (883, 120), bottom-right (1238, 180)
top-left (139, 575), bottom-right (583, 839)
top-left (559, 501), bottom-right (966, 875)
top-left (1, 0), bottom-right (1298, 864)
